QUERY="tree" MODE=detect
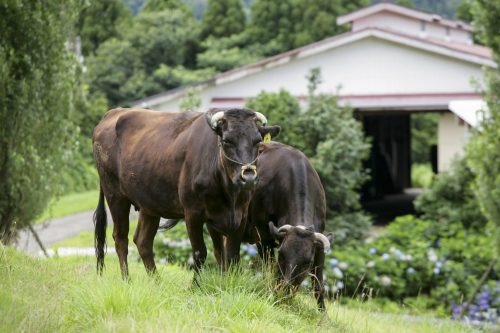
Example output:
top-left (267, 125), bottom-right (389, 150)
top-left (249, 0), bottom-right (368, 54)
top-left (456, 0), bottom-right (474, 22)
top-left (293, 0), bottom-right (368, 48)
top-left (76, 0), bottom-right (132, 56)
top-left (411, 113), bottom-right (438, 164)
top-left (0, 1), bottom-right (78, 242)
top-left (201, 0), bottom-right (246, 39)
top-left (86, 38), bottom-right (141, 106)
top-left (127, 9), bottom-right (200, 74)
top-left (466, 0), bottom-right (500, 256)
top-left (86, 7), bottom-right (202, 106)
top-left (197, 33), bottom-right (260, 72)
top-left (141, 0), bottom-right (192, 14)
top-left (248, 0), bottom-right (295, 54)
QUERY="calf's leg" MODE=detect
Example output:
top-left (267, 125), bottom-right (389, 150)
top-left (312, 251), bottom-right (326, 311)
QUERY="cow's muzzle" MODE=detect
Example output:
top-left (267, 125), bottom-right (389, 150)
top-left (239, 164), bottom-right (258, 188)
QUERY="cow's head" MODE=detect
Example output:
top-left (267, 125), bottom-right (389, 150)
top-left (269, 223), bottom-right (333, 287)
top-left (206, 108), bottom-right (280, 189)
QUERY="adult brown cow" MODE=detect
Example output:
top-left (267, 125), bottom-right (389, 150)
top-left (92, 107), bottom-right (280, 278)
top-left (244, 142), bottom-right (332, 310)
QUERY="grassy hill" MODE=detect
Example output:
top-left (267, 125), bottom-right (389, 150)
top-left (0, 247), bottom-right (479, 332)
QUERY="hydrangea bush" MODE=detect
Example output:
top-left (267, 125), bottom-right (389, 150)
top-left (322, 215), bottom-right (498, 324)
top-left (452, 282), bottom-right (500, 325)
top-left (153, 221), bottom-right (261, 268)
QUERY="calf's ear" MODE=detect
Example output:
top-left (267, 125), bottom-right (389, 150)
top-left (259, 125), bottom-right (281, 140)
top-left (326, 232), bottom-right (333, 243)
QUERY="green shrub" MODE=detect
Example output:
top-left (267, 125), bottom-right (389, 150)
top-left (412, 163), bottom-right (434, 188)
top-left (327, 212), bottom-right (372, 246)
top-left (415, 158), bottom-right (487, 229)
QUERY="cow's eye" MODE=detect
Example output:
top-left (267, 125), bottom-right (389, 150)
top-left (222, 139), bottom-right (234, 146)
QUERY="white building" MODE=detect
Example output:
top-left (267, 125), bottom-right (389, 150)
top-left (133, 3), bottom-right (495, 197)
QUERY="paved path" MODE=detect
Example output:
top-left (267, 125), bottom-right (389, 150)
top-left (15, 209), bottom-right (138, 254)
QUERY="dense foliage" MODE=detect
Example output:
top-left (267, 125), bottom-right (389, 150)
top-left (76, 0), bottom-right (132, 56)
top-left (411, 113), bottom-right (438, 165)
top-left (466, 0), bottom-right (500, 258)
top-left (201, 0), bottom-right (246, 39)
top-left (248, 0), bottom-right (368, 55)
top-left (0, 1), bottom-right (79, 242)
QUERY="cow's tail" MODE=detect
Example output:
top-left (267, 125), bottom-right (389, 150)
top-left (94, 186), bottom-right (107, 275)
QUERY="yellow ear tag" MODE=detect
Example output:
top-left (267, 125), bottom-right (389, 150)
top-left (264, 133), bottom-right (271, 144)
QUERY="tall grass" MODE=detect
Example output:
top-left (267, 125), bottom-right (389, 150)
top-left (0, 246), bottom-right (479, 333)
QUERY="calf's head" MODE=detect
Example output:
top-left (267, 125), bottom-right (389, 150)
top-left (206, 108), bottom-right (280, 189)
top-left (269, 223), bottom-right (333, 287)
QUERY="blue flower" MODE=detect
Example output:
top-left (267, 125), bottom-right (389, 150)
top-left (436, 261), bottom-right (443, 269)
top-left (381, 253), bottom-right (390, 260)
top-left (301, 280), bottom-right (309, 287)
top-left (247, 247), bottom-right (257, 256)
top-left (242, 244), bottom-right (249, 252)
top-left (369, 248), bottom-right (377, 254)
top-left (332, 267), bottom-right (344, 279)
top-left (433, 267), bottom-right (440, 275)
top-left (329, 258), bottom-right (338, 266)
top-left (406, 267), bottom-right (416, 274)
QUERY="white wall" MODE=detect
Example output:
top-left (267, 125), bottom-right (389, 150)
top-left (155, 37), bottom-right (484, 112)
top-left (438, 112), bottom-right (470, 171)
top-left (352, 11), bottom-right (471, 43)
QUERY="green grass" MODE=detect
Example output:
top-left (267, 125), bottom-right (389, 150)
top-left (0, 246), bottom-right (480, 333)
top-left (37, 190), bottom-right (99, 223)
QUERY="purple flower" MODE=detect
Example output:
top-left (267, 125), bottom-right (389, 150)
top-left (248, 247), bottom-right (257, 256)
top-left (369, 248), bottom-right (377, 254)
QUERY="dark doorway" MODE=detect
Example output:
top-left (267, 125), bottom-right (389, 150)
top-left (361, 114), bottom-right (411, 199)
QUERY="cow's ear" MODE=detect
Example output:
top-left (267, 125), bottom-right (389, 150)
top-left (205, 108), bottom-right (225, 135)
top-left (326, 232), bottom-right (333, 243)
top-left (269, 222), bottom-right (285, 241)
top-left (259, 125), bottom-right (281, 140)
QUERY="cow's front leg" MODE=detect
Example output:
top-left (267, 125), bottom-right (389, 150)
top-left (185, 212), bottom-right (207, 273)
top-left (207, 225), bottom-right (224, 267)
top-left (312, 251), bottom-right (326, 311)
top-left (224, 222), bottom-right (246, 270)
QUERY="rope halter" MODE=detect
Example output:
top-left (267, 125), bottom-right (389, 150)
top-left (218, 138), bottom-right (259, 180)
